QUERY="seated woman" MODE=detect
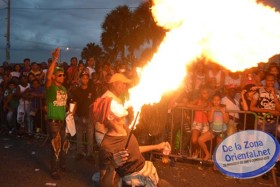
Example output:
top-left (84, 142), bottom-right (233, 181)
top-left (186, 87), bottom-right (211, 159)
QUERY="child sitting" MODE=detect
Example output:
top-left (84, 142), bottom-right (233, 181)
top-left (198, 94), bottom-right (229, 160)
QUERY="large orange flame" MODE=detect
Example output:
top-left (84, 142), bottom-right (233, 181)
top-left (126, 0), bottom-right (280, 128)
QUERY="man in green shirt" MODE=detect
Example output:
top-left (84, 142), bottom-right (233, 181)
top-left (45, 48), bottom-right (69, 180)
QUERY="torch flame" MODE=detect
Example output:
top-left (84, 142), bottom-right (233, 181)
top-left (126, 0), bottom-right (280, 128)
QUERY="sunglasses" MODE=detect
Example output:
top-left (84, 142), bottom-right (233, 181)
top-left (58, 74), bottom-right (65, 77)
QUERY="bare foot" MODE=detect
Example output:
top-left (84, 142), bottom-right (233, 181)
top-left (192, 151), bottom-right (199, 159)
top-left (203, 154), bottom-right (210, 161)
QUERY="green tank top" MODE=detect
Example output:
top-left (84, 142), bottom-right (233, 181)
top-left (46, 84), bottom-right (67, 120)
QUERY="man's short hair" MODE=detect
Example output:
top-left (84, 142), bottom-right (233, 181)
top-left (24, 58), bottom-right (30, 62)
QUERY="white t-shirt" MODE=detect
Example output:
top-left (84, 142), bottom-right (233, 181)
top-left (10, 71), bottom-right (21, 78)
top-left (87, 66), bottom-right (95, 79)
top-left (224, 74), bottom-right (241, 87)
top-left (18, 84), bottom-right (30, 105)
top-left (221, 96), bottom-right (240, 119)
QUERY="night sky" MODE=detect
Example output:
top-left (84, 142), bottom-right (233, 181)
top-left (0, 0), bottom-right (143, 64)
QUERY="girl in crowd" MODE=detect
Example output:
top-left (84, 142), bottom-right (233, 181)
top-left (198, 94), bottom-right (229, 160)
top-left (187, 87), bottom-right (211, 159)
top-left (26, 79), bottom-right (45, 134)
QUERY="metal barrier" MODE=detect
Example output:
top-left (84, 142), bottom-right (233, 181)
top-left (166, 107), bottom-right (280, 158)
top-left (152, 106), bottom-right (279, 185)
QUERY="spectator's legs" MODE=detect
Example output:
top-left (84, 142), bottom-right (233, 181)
top-left (198, 131), bottom-right (213, 160)
top-left (227, 119), bottom-right (237, 136)
top-left (191, 129), bottom-right (200, 158)
top-left (76, 116), bottom-right (85, 155)
top-left (29, 115), bottom-right (35, 135)
top-left (17, 104), bottom-right (25, 129)
top-left (7, 110), bottom-right (17, 132)
top-left (24, 104), bottom-right (31, 134)
top-left (59, 123), bottom-right (68, 170)
top-left (49, 122), bottom-right (60, 174)
top-left (34, 110), bottom-right (40, 132)
top-left (17, 103), bottom-right (31, 134)
top-left (86, 117), bottom-right (94, 156)
top-left (48, 121), bottom-right (67, 177)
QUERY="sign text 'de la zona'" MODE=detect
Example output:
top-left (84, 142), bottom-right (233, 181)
top-left (214, 130), bottom-right (280, 179)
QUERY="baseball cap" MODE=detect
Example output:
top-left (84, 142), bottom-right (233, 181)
top-left (109, 73), bottom-right (131, 84)
top-left (53, 66), bottom-right (64, 74)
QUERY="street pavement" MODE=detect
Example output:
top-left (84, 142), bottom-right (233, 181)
top-left (0, 133), bottom-right (278, 187)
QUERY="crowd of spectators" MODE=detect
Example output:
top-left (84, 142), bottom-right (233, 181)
top-left (169, 61), bottom-right (280, 173)
top-left (0, 56), bottom-right (280, 180)
top-left (1, 57), bottom-right (279, 138)
top-left (0, 57), bottom-right (135, 136)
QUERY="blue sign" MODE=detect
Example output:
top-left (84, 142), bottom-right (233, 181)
top-left (213, 130), bottom-right (280, 179)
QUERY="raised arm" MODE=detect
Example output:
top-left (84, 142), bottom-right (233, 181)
top-left (45, 48), bottom-right (60, 89)
top-left (240, 90), bottom-right (249, 111)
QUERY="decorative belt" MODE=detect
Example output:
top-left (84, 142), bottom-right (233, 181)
top-left (48, 119), bottom-right (64, 123)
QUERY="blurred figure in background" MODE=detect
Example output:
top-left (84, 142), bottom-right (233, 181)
top-left (67, 57), bottom-right (79, 87)
top-left (86, 57), bottom-right (96, 79)
top-left (16, 75), bottom-right (31, 135)
top-left (221, 84), bottom-right (240, 136)
top-left (239, 84), bottom-right (258, 130)
top-left (26, 79), bottom-right (45, 135)
top-left (3, 81), bottom-right (19, 134)
top-left (72, 70), bottom-right (96, 162)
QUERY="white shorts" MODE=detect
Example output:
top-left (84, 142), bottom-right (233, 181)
top-left (192, 121), bottom-right (209, 133)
